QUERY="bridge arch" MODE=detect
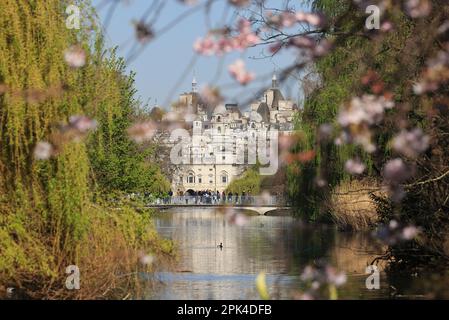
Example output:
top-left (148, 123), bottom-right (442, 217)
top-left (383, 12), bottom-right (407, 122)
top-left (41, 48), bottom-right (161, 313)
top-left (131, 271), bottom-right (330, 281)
top-left (237, 207), bottom-right (290, 215)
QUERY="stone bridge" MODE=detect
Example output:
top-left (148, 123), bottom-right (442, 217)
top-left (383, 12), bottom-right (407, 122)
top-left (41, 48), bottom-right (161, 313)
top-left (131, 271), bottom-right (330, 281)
top-left (147, 196), bottom-right (292, 215)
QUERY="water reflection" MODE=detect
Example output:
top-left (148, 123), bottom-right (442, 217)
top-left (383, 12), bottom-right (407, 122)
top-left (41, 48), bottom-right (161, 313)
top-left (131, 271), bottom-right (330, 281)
top-left (148, 208), bottom-right (444, 299)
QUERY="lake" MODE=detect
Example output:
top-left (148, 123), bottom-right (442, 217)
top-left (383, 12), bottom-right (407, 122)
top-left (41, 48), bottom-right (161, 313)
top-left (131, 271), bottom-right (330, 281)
top-left (149, 207), bottom-right (449, 300)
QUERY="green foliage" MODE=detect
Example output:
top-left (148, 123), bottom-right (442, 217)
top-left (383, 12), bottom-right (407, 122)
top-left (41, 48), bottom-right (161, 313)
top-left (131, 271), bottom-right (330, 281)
top-left (0, 0), bottom-right (171, 297)
top-left (87, 58), bottom-right (170, 197)
top-left (289, 1), bottom-right (449, 269)
top-left (287, 0), bottom-right (412, 220)
top-left (226, 166), bottom-right (261, 195)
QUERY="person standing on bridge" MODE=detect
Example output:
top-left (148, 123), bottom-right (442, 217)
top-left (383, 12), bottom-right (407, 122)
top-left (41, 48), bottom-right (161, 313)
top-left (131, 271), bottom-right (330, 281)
top-left (168, 190), bottom-right (173, 204)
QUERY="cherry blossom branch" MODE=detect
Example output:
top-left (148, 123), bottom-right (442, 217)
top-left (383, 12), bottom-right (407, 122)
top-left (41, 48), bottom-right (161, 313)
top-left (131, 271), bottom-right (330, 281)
top-left (404, 169), bottom-right (449, 188)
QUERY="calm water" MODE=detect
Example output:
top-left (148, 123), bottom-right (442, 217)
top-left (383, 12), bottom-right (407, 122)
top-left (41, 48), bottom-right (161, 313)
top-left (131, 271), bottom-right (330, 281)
top-left (148, 208), bottom-right (449, 300)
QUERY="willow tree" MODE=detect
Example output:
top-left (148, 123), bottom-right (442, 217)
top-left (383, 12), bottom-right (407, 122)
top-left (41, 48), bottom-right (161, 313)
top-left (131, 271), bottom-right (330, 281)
top-left (0, 0), bottom-right (171, 298)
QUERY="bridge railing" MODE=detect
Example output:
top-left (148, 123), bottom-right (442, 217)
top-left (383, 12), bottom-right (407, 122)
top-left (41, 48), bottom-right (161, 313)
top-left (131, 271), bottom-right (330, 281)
top-left (149, 195), bottom-right (289, 206)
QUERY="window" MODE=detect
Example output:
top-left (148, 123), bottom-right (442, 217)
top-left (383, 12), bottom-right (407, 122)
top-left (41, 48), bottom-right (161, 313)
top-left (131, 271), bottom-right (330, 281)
top-left (222, 156), bottom-right (226, 161)
top-left (217, 116), bottom-right (221, 122)
top-left (221, 172), bottom-right (228, 184)
top-left (198, 177), bottom-right (202, 183)
top-left (218, 127), bottom-right (222, 133)
top-left (187, 173), bottom-right (195, 184)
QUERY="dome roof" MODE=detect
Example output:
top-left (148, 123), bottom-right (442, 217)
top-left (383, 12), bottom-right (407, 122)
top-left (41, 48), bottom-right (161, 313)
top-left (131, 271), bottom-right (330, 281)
top-left (256, 102), bottom-right (270, 122)
top-left (249, 110), bottom-right (263, 122)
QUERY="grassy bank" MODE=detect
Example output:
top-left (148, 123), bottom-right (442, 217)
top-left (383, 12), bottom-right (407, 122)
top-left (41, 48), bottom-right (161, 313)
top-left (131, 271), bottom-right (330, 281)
top-left (326, 179), bottom-right (383, 231)
top-left (0, 203), bottom-right (174, 299)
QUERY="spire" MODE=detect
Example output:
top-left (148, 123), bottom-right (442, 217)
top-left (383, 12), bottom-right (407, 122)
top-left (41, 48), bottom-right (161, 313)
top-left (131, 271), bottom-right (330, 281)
top-left (192, 71), bottom-right (197, 93)
top-left (272, 73), bottom-right (278, 88)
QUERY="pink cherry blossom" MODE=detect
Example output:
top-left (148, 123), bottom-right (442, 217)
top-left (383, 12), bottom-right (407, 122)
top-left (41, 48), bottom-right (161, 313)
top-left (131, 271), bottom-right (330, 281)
top-left (217, 38), bottom-right (234, 54)
top-left (128, 121), bottom-right (158, 143)
top-left (376, 221), bottom-right (420, 243)
top-left (234, 19), bottom-right (260, 50)
top-left (287, 36), bottom-right (332, 58)
top-left (228, 59), bottom-right (255, 85)
top-left (380, 21), bottom-right (394, 32)
top-left (237, 18), bottom-right (252, 33)
top-left (200, 85), bottom-right (223, 107)
top-left (401, 226), bottom-right (419, 240)
top-left (312, 39), bottom-right (332, 57)
top-left (383, 158), bottom-right (410, 184)
top-left (299, 264), bottom-right (347, 290)
top-left (34, 141), bottom-right (54, 160)
top-left (138, 252), bottom-right (155, 266)
top-left (338, 95), bottom-right (394, 127)
top-left (325, 266), bottom-right (347, 287)
top-left (392, 128), bottom-right (429, 158)
top-left (193, 19), bottom-right (259, 56)
top-left (405, 0), bottom-right (432, 18)
top-left (413, 49), bottom-right (449, 94)
top-left (224, 208), bottom-right (248, 226)
top-left (281, 12), bottom-right (297, 28)
top-left (318, 123), bottom-right (333, 141)
top-left (228, 0), bottom-right (250, 7)
top-left (389, 220), bottom-right (399, 229)
top-left (69, 115), bottom-right (98, 134)
top-left (193, 36), bottom-right (217, 55)
top-left (64, 45), bottom-right (86, 68)
top-left (345, 159), bottom-right (366, 175)
top-left (315, 177), bottom-right (328, 188)
top-left (336, 94), bottom-right (394, 152)
top-left (295, 11), bottom-right (326, 27)
top-left (289, 36), bottom-right (316, 49)
top-left (267, 11), bottom-right (325, 28)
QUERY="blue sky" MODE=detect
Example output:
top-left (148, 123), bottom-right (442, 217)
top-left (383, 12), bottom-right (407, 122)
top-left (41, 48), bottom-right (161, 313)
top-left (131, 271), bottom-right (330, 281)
top-left (93, 0), bottom-right (308, 110)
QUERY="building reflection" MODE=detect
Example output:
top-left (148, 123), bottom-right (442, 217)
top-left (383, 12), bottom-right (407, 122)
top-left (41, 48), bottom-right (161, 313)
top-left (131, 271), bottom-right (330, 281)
top-left (152, 208), bottom-right (390, 299)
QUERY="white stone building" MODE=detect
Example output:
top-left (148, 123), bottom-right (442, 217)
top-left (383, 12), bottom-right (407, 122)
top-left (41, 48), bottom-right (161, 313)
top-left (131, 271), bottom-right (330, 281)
top-left (166, 75), bottom-right (298, 195)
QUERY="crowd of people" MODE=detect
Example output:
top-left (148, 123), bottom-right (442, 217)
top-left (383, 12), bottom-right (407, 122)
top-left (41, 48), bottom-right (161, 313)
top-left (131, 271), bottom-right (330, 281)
top-left (162, 190), bottom-right (254, 205)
